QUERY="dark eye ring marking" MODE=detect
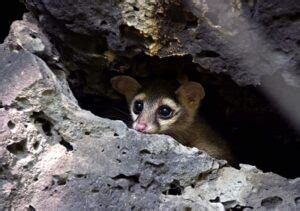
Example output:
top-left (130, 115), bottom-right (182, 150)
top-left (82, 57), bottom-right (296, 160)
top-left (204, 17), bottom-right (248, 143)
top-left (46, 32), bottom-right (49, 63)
top-left (133, 100), bottom-right (143, 115)
top-left (158, 105), bottom-right (173, 119)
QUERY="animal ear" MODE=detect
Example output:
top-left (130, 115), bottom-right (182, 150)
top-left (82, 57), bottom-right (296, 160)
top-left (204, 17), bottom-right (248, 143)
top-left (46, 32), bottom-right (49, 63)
top-left (110, 76), bottom-right (142, 102)
top-left (175, 81), bottom-right (205, 109)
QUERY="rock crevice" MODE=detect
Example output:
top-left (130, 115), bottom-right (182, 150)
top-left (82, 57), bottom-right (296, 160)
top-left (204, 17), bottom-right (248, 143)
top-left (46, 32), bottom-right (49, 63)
top-left (0, 0), bottom-right (300, 210)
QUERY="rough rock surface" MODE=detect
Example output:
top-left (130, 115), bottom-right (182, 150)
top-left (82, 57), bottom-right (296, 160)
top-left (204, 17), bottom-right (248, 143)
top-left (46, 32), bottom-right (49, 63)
top-left (25, 0), bottom-right (300, 86)
top-left (0, 28), bottom-right (219, 210)
top-left (0, 10), bottom-right (300, 210)
top-left (24, 0), bottom-right (300, 130)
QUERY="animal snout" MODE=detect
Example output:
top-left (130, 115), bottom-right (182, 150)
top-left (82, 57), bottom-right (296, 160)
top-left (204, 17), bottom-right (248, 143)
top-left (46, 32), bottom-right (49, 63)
top-left (135, 123), bottom-right (147, 132)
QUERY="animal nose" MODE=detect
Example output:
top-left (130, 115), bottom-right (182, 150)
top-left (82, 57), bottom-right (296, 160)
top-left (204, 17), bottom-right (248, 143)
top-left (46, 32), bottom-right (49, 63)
top-left (135, 123), bottom-right (147, 132)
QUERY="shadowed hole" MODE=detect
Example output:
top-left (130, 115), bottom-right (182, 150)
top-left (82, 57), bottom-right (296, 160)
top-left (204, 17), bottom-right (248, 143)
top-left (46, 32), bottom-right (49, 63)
top-left (196, 50), bottom-right (220, 58)
top-left (261, 196), bottom-right (283, 209)
top-left (53, 175), bottom-right (67, 186)
top-left (229, 204), bottom-right (253, 210)
top-left (132, 5), bottom-right (139, 11)
top-left (112, 174), bottom-right (139, 183)
top-left (59, 138), bottom-right (74, 151)
top-left (294, 197), bottom-right (300, 206)
top-left (75, 174), bottom-right (87, 178)
top-left (101, 20), bottom-right (107, 25)
top-left (140, 149), bottom-right (151, 154)
top-left (28, 205), bottom-right (36, 211)
top-left (29, 33), bottom-right (37, 39)
top-left (162, 180), bottom-right (183, 195)
top-left (33, 141), bottom-right (39, 150)
top-left (210, 196), bottom-right (220, 203)
top-left (6, 139), bottom-right (26, 155)
top-left (7, 121), bottom-right (15, 129)
top-left (91, 188), bottom-right (100, 193)
top-left (32, 112), bottom-right (53, 136)
top-left (0, 166), bottom-right (4, 175)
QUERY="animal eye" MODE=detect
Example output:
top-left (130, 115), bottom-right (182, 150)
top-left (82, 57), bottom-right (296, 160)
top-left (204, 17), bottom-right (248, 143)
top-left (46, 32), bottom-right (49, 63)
top-left (158, 106), bottom-right (173, 119)
top-left (133, 100), bottom-right (143, 114)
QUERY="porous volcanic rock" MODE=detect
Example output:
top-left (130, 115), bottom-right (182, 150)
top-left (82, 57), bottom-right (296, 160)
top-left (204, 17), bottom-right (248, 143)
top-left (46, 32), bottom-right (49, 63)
top-left (25, 0), bottom-right (300, 86)
top-left (0, 10), bottom-right (300, 210)
top-left (24, 0), bottom-right (300, 130)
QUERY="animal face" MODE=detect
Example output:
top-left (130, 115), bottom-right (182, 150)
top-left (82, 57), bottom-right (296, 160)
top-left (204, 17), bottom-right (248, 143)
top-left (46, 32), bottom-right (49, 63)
top-left (111, 76), bottom-right (205, 134)
top-left (130, 93), bottom-right (183, 133)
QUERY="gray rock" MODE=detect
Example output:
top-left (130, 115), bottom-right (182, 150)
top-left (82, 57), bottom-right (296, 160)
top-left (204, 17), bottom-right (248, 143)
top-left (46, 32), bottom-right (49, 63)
top-left (24, 0), bottom-right (300, 128)
top-left (25, 0), bottom-right (300, 86)
top-left (0, 1), bottom-right (299, 210)
top-left (0, 40), bottom-right (220, 210)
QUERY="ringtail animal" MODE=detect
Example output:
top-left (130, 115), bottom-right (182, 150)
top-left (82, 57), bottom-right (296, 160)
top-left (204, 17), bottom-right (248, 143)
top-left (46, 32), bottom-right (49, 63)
top-left (111, 76), bottom-right (234, 164)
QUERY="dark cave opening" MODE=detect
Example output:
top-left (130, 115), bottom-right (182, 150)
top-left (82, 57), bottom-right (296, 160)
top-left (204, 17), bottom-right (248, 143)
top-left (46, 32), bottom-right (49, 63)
top-left (0, 0), bottom-right (27, 43)
top-left (69, 53), bottom-right (300, 179)
top-left (4, 0), bottom-right (298, 179)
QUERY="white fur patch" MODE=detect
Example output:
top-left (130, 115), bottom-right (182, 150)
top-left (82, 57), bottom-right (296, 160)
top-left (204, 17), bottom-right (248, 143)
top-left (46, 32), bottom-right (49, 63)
top-left (130, 93), bottom-right (146, 120)
top-left (158, 98), bottom-right (182, 132)
top-left (130, 95), bottom-right (183, 133)
top-left (161, 98), bottom-right (179, 110)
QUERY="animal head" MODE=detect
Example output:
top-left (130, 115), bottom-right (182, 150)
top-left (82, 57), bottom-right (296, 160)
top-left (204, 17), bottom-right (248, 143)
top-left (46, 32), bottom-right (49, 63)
top-left (110, 76), bottom-right (205, 134)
